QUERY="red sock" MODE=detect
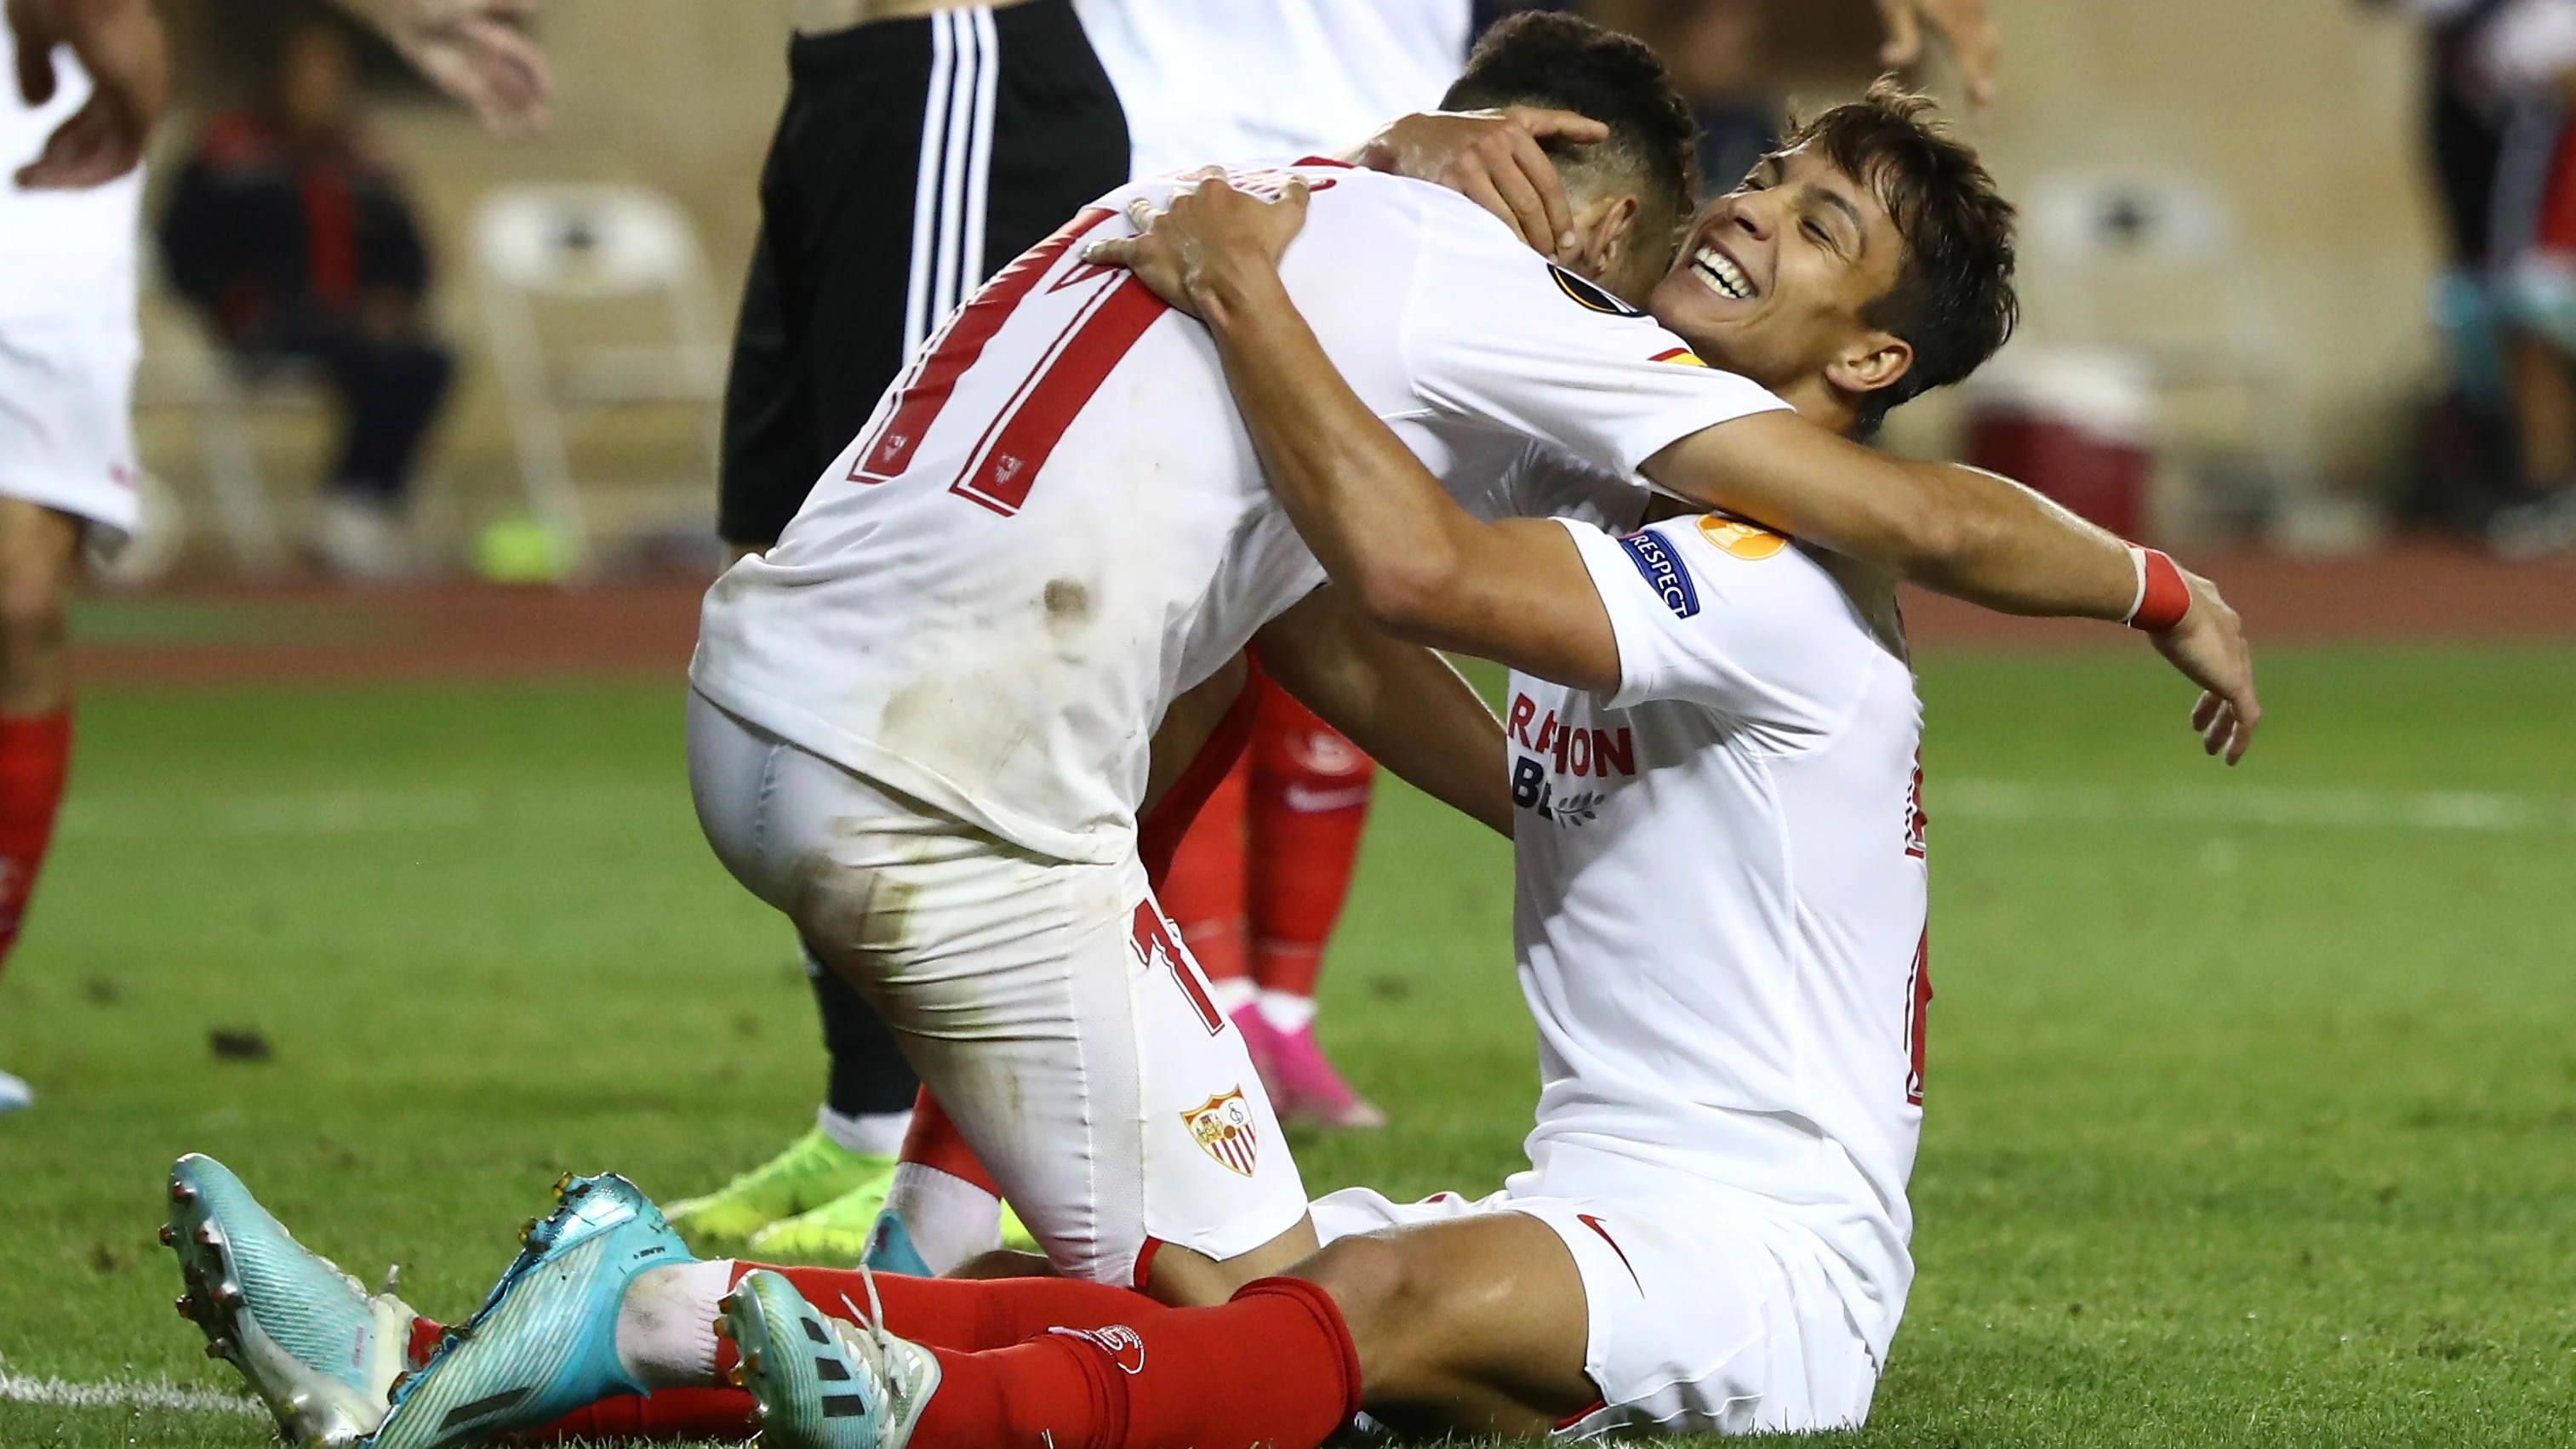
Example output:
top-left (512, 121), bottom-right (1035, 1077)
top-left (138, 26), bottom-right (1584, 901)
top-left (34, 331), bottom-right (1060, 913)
top-left (769, 1265), bottom-right (1169, 1350)
top-left (0, 708), bottom-right (70, 973)
top-left (1246, 687), bottom-right (1372, 1001)
top-left (1155, 761), bottom-right (1248, 989)
top-left (900, 1089), bottom-right (1001, 1195)
top-left (911, 1277), bottom-right (1360, 1449)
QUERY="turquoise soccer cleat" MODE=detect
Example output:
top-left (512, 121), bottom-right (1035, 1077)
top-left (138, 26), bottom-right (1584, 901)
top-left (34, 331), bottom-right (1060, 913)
top-left (163, 1154), bottom-right (419, 1446)
top-left (720, 1267), bottom-right (942, 1449)
top-left (363, 1172), bottom-right (693, 1449)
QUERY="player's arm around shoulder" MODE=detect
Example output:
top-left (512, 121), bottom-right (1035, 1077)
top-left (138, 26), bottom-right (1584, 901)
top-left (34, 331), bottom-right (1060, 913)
top-left (1088, 172), bottom-right (1625, 695)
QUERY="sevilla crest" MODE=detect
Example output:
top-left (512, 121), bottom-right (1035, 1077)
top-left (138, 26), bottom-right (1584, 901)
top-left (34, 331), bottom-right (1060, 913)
top-left (1181, 1087), bottom-right (1260, 1176)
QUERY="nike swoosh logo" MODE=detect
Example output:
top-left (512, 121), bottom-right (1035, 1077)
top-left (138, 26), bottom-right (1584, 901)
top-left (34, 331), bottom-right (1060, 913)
top-left (1577, 1213), bottom-right (1642, 1294)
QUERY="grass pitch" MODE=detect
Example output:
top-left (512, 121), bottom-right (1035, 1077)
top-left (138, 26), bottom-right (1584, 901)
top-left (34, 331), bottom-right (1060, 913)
top-left (1, 645), bottom-right (2572, 1446)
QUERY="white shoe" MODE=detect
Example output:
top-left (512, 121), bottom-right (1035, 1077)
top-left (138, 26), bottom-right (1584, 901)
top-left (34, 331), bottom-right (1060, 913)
top-left (311, 493), bottom-right (414, 582)
top-left (0, 1068), bottom-right (30, 1114)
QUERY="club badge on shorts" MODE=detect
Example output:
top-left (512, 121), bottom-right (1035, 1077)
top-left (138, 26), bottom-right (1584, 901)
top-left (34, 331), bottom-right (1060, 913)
top-left (1181, 1087), bottom-right (1260, 1176)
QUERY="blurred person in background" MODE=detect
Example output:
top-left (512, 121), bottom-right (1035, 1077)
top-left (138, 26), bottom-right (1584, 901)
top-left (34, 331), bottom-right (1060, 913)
top-left (2390, 0), bottom-right (2576, 552)
top-left (0, 0), bottom-right (167, 1116)
top-left (158, 19), bottom-right (454, 580)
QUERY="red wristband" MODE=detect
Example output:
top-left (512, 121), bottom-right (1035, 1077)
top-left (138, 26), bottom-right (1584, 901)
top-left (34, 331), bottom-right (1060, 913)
top-left (2125, 546), bottom-right (2190, 632)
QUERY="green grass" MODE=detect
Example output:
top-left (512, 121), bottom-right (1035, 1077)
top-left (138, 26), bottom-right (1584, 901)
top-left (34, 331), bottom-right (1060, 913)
top-left (2, 646), bottom-right (2573, 1446)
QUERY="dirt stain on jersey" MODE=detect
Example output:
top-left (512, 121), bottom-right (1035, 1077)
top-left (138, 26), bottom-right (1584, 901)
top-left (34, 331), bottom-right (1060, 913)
top-left (1042, 579), bottom-right (1092, 631)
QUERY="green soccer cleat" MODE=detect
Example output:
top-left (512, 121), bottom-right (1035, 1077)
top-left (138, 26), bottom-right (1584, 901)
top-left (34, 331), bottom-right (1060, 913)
top-left (761, 1181), bottom-right (1043, 1269)
top-left (720, 1267), bottom-right (941, 1449)
top-left (163, 1154), bottom-right (419, 1446)
top-left (363, 1172), bottom-right (692, 1449)
top-left (745, 1176), bottom-right (900, 1266)
top-left (663, 1125), bottom-right (897, 1252)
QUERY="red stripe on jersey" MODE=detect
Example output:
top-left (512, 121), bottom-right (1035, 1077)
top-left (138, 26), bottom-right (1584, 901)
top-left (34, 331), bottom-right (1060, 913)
top-left (1134, 899), bottom-right (1224, 1034)
top-left (951, 276), bottom-right (1168, 516)
top-left (849, 205), bottom-right (1115, 484)
top-left (1903, 927), bottom-right (1933, 1106)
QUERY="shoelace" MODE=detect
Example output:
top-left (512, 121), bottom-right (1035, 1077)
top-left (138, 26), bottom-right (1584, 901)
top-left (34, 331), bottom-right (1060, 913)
top-left (835, 1258), bottom-right (900, 1395)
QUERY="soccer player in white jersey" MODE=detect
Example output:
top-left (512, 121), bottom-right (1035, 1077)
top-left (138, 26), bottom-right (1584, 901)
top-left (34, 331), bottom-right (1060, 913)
top-left (678, 12), bottom-right (2253, 1317)
top-left (674, 84), bottom-right (2247, 1447)
top-left (157, 71), bottom-right (2255, 1449)
top-left (0, 0), bottom-right (164, 1115)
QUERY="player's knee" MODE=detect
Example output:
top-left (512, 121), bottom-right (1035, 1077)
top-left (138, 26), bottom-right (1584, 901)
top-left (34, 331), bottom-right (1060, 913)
top-left (1293, 1234), bottom-right (1448, 1390)
top-left (0, 572), bottom-right (70, 671)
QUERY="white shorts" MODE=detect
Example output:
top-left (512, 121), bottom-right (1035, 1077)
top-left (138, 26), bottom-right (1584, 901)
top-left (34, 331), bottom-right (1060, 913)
top-left (686, 690), bottom-right (1308, 1286)
top-left (0, 313), bottom-right (140, 539)
top-left (1311, 1161), bottom-right (1880, 1437)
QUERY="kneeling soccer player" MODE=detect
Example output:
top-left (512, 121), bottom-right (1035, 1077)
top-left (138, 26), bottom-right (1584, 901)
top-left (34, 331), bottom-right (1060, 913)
top-left (163, 88), bottom-right (2257, 1449)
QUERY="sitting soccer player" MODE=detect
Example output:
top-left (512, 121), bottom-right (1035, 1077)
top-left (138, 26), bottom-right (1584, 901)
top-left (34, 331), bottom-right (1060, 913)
top-left (163, 82), bottom-right (2255, 1449)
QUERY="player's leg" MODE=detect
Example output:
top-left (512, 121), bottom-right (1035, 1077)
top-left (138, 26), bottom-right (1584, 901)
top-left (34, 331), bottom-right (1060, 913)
top-left (0, 499), bottom-right (81, 1113)
top-left (1245, 678), bottom-right (1385, 1127)
top-left (866, 653), bottom-right (1264, 1279)
top-left (1152, 758), bottom-right (1254, 1025)
top-left (665, 108), bottom-right (922, 1251)
top-left (0, 298), bottom-right (135, 1115)
top-left (705, 1215), bottom-right (1581, 1449)
top-left (686, 691), bottom-right (1315, 1304)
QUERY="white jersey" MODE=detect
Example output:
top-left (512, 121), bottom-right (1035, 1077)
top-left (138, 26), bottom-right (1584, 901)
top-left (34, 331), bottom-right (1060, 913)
top-left (1504, 471), bottom-right (1932, 1366)
top-left (1073, 0), bottom-right (1469, 179)
top-left (690, 162), bottom-right (1788, 863)
top-left (0, 28), bottom-right (141, 326)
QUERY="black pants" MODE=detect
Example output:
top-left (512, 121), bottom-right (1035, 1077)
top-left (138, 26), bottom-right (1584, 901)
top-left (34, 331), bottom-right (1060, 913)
top-left (717, 2), bottom-right (1131, 1120)
top-left (717, 0), bottom-right (1131, 545)
top-left (242, 315), bottom-right (453, 502)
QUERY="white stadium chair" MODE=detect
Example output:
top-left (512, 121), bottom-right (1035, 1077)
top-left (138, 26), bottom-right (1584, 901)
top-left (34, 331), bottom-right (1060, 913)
top-left (471, 182), bottom-right (727, 576)
top-left (2015, 167), bottom-right (2316, 525)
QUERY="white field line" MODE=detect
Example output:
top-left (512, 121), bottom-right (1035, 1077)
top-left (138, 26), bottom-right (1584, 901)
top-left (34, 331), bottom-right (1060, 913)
top-left (0, 1366), bottom-right (262, 1417)
top-left (1935, 779), bottom-right (2576, 835)
top-left (44, 779), bottom-right (2576, 841)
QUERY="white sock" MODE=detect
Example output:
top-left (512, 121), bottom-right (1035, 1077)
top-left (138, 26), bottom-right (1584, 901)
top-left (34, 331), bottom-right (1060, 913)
top-left (880, 1162), bottom-right (1002, 1275)
top-left (818, 1105), bottom-right (912, 1159)
top-left (614, 1258), bottom-right (735, 1389)
top-left (1255, 989), bottom-right (1317, 1034)
top-left (1208, 976), bottom-right (1258, 1018)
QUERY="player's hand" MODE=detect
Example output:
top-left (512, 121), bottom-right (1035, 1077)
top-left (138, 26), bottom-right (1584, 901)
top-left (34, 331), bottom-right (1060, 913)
top-left (347, 0), bottom-right (551, 137)
top-left (1084, 168), bottom-right (1312, 325)
top-left (8, 0), bottom-right (167, 190)
top-left (1357, 106), bottom-right (1608, 261)
top-left (2149, 568), bottom-right (2260, 764)
top-left (1873, 0), bottom-right (2000, 117)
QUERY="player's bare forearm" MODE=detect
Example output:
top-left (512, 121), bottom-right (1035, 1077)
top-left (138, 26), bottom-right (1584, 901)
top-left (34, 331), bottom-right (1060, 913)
top-left (1641, 414), bottom-right (2137, 619)
top-left (1194, 262), bottom-right (1623, 692)
top-left (1256, 588), bottom-right (1513, 838)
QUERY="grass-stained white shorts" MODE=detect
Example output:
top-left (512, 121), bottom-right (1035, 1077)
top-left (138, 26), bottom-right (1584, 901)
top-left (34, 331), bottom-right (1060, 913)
top-left (687, 689), bottom-right (1309, 1286)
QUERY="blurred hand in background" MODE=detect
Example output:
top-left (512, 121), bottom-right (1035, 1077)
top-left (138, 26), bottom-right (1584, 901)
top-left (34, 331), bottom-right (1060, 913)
top-left (7, 0), bottom-right (167, 187)
top-left (1872, 0), bottom-right (1997, 114)
top-left (333, 0), bottom-right (551, 136)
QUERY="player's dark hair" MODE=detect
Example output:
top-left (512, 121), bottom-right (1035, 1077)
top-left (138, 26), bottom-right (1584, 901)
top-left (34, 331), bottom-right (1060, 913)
top-left (1440, 11), bottom-right (1699, 244)
top-left (1776, 80), bottom-right (2019, 430)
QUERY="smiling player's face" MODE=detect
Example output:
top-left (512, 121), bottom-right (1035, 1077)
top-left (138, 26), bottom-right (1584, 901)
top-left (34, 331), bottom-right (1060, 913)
top-left (1647, 145), bottom-right (1911, 408)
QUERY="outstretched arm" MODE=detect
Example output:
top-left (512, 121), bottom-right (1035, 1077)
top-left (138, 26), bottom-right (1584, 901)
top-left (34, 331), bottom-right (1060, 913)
top-left (1088, 174), bottom-right (2259, 763)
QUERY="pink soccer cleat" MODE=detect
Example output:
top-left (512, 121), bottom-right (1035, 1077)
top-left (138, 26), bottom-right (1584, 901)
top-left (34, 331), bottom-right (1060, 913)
top-left (1252, 1013), bottom-right (1387, 1131)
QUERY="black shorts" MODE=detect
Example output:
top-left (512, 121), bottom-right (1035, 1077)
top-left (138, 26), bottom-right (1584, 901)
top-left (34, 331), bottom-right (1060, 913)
top-left (718, 0), bottom-right (1131, 546)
